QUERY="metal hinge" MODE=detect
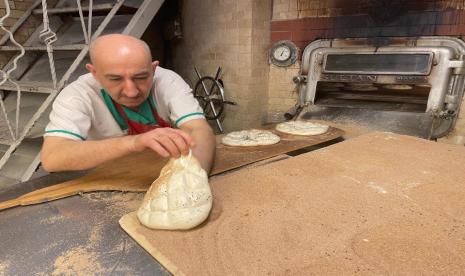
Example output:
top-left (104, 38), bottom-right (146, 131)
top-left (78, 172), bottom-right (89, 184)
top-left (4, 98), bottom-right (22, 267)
top-left (448, 60), bottom-right (465, 75)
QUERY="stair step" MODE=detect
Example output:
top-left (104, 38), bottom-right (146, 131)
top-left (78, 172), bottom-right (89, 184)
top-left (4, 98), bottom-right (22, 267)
top-left (32, 3), bottom-right (137, 15)
top-left (0, 93), bottom-right (51, 142)
top-left (33, 3), bottom-right (114, 15)
top-left (0, 44), bottom-right (86, 51)
top-left (0, 144), bottom-right (10, 152)
top-left (0, 139), bottom-right (12, 146)
top-left (0, 152), bottom-right (39, 180)
top-left (0, 175), bottom-right (20, 190)
top-left (0, 81), bottom-right (55, 93)
top-left (0, 139), bottom-right (42, 181)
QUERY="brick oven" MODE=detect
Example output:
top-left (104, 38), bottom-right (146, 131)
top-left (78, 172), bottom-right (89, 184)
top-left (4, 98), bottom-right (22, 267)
top-left (291, 36), bottom-right (465, 139)
top-left (268, 0), bottom-right (465, 144)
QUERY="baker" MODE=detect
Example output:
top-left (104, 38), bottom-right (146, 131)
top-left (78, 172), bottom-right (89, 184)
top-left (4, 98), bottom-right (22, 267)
top-left (40, 34), bottom-right (215, 173)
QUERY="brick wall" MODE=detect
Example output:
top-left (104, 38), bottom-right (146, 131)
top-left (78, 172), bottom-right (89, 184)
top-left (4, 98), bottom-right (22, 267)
top-left (0, 0), bottom-right (44, 68)
top-left (271, 8), bottom-right (465, 50)
top-left (171, 0), bottom-right (272, 132)
top-left (268, 0), bottom-right (465, 144)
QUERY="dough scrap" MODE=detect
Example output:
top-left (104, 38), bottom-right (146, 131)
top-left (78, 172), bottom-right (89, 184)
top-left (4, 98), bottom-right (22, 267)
top-left (137, 152), bottom-right (212, 230)
top-left (276, 121), bottom-right (329, 136)
top-left (221, 129), bottom-right (280, 147)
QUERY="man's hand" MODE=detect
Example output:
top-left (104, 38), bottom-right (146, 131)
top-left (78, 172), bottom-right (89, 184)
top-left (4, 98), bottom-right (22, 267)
top-left (41, 127), bottom-right (198, 172)
top-left (41, 122), bottom-right (213, 173)
top-left (129, 127), bottom-right (195, 158)
top-left (179, 119), bottom-right (215, 173)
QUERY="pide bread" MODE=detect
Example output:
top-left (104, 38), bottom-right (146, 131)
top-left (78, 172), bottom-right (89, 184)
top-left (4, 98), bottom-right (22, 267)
top-left (137, 152), bottom-right (212, 230)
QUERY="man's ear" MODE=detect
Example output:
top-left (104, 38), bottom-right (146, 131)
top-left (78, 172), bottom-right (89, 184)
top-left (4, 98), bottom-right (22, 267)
top-left (85, 63), bottom-right (97, 77)
top-left (151, 61), bottom-right (160, 72)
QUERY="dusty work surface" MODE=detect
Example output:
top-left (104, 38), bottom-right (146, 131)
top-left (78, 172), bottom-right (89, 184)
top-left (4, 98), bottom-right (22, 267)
top-left (120, 132), bottom-right (465, 275)
top-left (0, 184), bottom-right (169, 275)
top-left (0, 126), bottom-right (343, 210)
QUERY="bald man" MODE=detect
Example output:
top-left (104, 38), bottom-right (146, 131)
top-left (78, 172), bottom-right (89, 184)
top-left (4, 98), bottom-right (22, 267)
top-left (41, 34), bottom-right (215, 172)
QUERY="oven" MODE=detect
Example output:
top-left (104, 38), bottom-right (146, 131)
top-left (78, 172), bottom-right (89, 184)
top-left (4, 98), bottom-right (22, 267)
top-left (292, 37), bottom-right (465, 139)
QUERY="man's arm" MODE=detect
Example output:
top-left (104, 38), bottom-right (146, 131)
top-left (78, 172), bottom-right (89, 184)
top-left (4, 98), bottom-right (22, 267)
top-left (179, 119), bottom-right (216, 173)
top-left (41, 127), bottom-right (194, 172)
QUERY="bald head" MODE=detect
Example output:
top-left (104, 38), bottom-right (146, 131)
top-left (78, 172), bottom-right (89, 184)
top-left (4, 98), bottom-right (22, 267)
top-left (85, 34), bottom-right (159, 109)
top-left (89, 34), bottom-right (152, 66)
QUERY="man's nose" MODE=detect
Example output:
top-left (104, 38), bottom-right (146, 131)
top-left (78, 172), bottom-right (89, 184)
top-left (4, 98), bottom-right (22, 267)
top-left (122, 79), bottom-right (139, 97)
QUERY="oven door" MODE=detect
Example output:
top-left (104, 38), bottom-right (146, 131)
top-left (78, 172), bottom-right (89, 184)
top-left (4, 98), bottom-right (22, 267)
top-left (295, 37), bottom-right (465, 139)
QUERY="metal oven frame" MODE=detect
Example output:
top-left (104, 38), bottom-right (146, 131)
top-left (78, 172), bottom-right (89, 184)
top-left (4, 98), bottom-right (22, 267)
top-left (293, 37), bottom-right (465, 139)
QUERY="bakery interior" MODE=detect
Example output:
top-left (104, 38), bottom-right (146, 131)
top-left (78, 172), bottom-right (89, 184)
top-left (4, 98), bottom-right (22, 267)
top-left (0, 0), bottom-right (465, 274)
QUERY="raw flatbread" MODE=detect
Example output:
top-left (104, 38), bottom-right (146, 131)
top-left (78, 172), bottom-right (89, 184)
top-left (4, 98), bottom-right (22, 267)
top-left (221, 129), bottom-right (280, 147)
top-left (276, 121), bottom-right (329, 136)
top-left (137, 152), bottom-right (212, 230)
top-left (383, 84), bottom-right (412, 90)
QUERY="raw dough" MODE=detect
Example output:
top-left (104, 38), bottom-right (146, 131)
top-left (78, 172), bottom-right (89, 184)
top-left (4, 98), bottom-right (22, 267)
top-left (137, 152), bottom-right (212, 230)
top-left (221, 129), bottom-right (280, 147)
top-left (276, 121), bottom-right (329, 136)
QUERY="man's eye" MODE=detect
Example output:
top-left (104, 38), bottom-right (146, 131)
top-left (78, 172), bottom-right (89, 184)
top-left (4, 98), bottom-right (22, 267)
top-left (134, 76), bottom-right (148, 80)
top-left (109, 78), bottom-right (121, 81)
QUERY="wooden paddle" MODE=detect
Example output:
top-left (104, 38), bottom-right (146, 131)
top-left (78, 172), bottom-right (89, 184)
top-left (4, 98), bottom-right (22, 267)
top-left (0, 127), bottom-right (344, 211)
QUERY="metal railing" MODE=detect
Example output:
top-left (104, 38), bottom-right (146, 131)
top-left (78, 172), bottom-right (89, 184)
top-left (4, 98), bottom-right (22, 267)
top-left (0, 0), bottom-right (127, 175)
top-left (0, 0), bottom-right (158, 179)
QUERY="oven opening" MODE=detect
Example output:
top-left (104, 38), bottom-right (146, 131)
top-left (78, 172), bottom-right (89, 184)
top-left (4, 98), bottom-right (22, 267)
top-left (314, 82), bottom-right (430, 112)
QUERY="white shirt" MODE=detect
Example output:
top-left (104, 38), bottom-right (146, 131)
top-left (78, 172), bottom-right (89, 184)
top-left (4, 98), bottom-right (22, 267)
top-left (44, 67), bottom-right (205, 140)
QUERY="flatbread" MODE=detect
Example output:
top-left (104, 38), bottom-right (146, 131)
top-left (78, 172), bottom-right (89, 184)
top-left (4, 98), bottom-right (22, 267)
top-left (221, 129), bottom-right (280, 147)
top-left (137, 152), bottom-right (212, 230)
top-left (276, 121), bottom-right (329, 136)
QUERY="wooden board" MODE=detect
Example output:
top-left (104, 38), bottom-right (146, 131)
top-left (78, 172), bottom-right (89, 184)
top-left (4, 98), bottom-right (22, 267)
top-left (0, 151), bottom-right (167, 210)
top-left (212, 126), bottom-right (343, 173)
top-left (0, 126), bottom-right (343, 211)
top-left (120, 132), bottom-right (465, 275)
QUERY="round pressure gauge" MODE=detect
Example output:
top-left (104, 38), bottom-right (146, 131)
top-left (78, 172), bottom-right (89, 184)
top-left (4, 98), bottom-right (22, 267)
top-left (269, 40), bottom-right (298, 67)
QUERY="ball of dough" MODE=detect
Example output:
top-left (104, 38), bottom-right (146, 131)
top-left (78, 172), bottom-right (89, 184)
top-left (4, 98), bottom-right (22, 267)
top-left (137, 152), bottom-right (212, 230)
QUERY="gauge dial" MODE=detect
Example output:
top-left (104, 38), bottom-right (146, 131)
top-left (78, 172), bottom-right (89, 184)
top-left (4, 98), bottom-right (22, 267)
top-left (273, 45), bottom-right (291, 61)
top-left (269, 40), bottom-right (298, 67)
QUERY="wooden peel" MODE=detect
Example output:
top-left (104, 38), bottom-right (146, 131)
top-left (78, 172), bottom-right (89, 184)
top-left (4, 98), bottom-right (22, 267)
top-left (0, 151), bottom-right (168, 211)
top-left (0, 127), bottom-right (344, 211)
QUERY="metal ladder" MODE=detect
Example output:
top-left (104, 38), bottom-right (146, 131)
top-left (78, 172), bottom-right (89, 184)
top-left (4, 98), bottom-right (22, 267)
top-left (0, 0), bottom-right (165, 187)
